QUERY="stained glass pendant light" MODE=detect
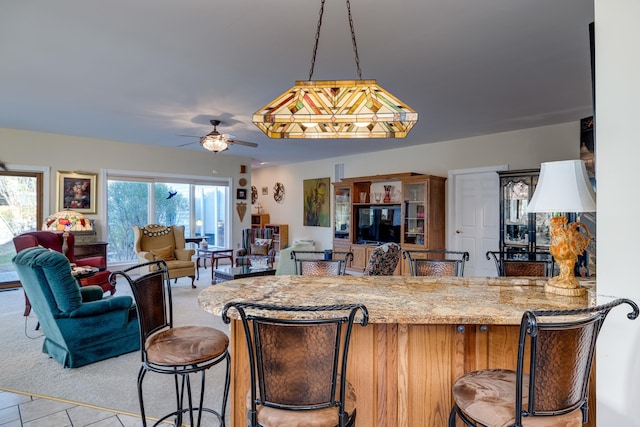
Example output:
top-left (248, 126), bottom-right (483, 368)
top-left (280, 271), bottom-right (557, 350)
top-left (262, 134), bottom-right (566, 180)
top-left (253, 0), bottom-right (418, 139)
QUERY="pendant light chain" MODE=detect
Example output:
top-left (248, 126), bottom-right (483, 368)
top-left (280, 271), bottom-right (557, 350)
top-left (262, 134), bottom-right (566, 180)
top-left (346, 0), bottom-right (363, 80)
top-left (308, 0), bottom-right (363, 81)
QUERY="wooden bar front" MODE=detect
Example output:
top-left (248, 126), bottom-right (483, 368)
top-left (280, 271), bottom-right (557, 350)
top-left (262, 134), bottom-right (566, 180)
top-left (198, 275), bottom-right (596, 427)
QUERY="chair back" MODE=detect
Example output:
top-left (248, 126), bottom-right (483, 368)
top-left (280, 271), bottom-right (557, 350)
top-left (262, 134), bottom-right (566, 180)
top-left (291, 251), bottom-right (353, 276)
top-left (402, 249), bottom-right (469, 276)
top-left (242, 228), bottom-right (274, 252)
top-left (363, 243), bottom-right (401, 276)
top-left (133, 224), bottom-right (183, 254)
top-left (13, 230), bottom-right (78, 259)
top-left (514, 299), bottom-right (639, 424)
top-left (486, 251), bottom-right (554, 277)
top-left (111, 261), bottom-right (172, 355)
top-left (222, 302), bottom-right (368, 426)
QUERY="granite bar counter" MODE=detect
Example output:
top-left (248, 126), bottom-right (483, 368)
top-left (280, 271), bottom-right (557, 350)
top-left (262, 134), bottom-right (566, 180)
top-left (198, 275), bottom-right (595, 427)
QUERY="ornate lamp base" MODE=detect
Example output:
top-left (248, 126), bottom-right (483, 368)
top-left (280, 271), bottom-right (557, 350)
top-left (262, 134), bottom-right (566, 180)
top-left (544, 216), bottom-right (590, 297)
top-left (544, 277), bottom-right (586, 297)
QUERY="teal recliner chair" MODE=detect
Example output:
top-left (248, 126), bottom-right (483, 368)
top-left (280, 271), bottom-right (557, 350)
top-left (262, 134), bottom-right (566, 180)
top-left (12, 246), bottom-right (139, 368)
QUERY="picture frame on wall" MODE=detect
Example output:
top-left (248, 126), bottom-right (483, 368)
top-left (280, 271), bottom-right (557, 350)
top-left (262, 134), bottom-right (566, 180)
top-left (237, 188), bottom-right (247, 200)
top-left (303, 177), bottom-right (331, 227)
top-left (57, 171), bottom-right (97, 214)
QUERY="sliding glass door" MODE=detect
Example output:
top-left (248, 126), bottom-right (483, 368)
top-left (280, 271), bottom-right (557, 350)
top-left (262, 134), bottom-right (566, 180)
top-left (106, 175), bottom-right (229, 265)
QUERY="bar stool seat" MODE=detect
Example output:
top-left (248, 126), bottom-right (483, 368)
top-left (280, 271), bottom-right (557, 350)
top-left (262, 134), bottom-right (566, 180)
top-left (247, 380), bottom-right (357, 427)
top-left (145, 326), bottom-right (228, 365)
top-left (452, 369), bottom-right (582, 426)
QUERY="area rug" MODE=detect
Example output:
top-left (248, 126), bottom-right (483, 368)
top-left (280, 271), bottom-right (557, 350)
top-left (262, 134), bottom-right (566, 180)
top-left (0, 276), bottom-right (231, 422)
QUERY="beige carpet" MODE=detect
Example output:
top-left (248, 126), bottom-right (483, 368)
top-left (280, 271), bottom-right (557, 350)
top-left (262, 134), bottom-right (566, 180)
top-left (0, 274), bottom-right (231, 423)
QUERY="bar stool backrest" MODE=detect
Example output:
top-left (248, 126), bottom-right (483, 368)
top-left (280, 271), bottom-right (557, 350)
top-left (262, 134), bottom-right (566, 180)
top-left (222, 302), bottom-right (368, 427)
top-left (520, 300), bottom-right (639, 421)
top-left (291, 251), bottom-right (353, 276)
top-left (402, 249), bottom-right (469, 276)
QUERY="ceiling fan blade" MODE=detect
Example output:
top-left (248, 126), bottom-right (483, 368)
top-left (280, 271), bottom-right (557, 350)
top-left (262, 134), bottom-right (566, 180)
top-left (229, 139), bottom-right (258, 148)
top-left (177, 140), bottom-right (198, 147)
top-left (177, 134), bottom-right (200, 138)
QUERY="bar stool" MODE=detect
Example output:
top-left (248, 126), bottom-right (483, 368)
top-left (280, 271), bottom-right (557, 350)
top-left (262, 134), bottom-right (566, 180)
top-left (449, 298), bottom-right (638, 427)
top-left (112, 260), bottom-right (230, 427)
top-left (291, 250), bottom-right (353, 276)
top-left (402, 249), bottom-right (469, 276)
top-left (222, 302), bottom-right (368, 427)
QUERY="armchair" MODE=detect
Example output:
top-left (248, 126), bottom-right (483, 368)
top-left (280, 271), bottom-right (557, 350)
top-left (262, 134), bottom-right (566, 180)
top-left (13, 230), bottom-right (115, 317)
top-left (363, 242), bottom-right (401, 276)
top-left (12, 246), bottom-right (139, 368)
top-left (132, 224), bottom-right (196, 288)
top-left (235, 228), bottom-right (276, 267)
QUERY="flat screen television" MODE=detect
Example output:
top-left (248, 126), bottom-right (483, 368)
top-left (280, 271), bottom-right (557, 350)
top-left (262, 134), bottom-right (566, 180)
top-left (355, 205), bottom-right (401, 244)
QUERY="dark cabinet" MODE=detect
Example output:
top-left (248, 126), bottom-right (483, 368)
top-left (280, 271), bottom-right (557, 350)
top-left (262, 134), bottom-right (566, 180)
top-left (74, 242), bottom-right (108, 262)
top-left (498, 170), bottom-right (551, 253)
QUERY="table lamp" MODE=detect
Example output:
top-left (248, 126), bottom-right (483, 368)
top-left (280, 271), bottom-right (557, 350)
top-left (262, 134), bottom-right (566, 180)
top-left (527, 160), bottom-right (596, 296)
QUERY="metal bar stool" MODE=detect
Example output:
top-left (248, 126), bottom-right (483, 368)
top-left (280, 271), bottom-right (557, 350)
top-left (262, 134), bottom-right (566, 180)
top-left (112, 260), bottom-right (230, 427)
top-left (449, 298), bottom-right (639, 427)
top-left (222, 302), bottom-right (368, 427)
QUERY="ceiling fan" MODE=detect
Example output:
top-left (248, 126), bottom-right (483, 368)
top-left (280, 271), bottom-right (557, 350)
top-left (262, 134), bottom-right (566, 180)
top-left (178, 119), bottom-right (258, 153)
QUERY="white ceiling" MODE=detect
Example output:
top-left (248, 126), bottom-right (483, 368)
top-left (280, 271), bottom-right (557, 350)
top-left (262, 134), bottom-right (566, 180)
top-left (1, 0), bottom-right (594, 168)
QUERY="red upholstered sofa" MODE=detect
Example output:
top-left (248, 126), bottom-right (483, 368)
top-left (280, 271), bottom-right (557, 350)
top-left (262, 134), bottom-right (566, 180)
top-left (13, 231), bottom-right (115, 316)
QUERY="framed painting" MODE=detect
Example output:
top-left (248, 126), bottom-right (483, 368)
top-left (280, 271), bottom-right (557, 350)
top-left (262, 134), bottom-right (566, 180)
top-left (303, 177), bottom-right (330, 227)
top-left (237, 188), bottom-right (247, 200)
top-left (57, 171), bottom-right (97, 213)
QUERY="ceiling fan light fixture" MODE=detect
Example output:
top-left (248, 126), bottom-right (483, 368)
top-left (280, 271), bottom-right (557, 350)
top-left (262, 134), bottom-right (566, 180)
top-left (200, 135), bottom-right (228, 152)
top-left (252, 0), bottom-right (417, 139)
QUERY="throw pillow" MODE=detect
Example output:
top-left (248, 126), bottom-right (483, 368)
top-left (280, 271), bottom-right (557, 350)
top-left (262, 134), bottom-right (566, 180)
top-left (150, 245), bottom-right (176, 261)
top-left (254, 238), bottom-right (272, 247)
top-left (250, 243), bottom-right (269, 256)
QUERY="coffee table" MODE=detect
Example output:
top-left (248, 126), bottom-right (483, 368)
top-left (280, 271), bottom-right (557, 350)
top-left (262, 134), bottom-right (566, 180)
top-left (213, 265), bottom-right (276, 284)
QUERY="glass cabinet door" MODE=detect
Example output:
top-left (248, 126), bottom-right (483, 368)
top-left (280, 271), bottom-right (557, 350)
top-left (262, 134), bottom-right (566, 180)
top-left (502, 178), bottom-right (530, 247)
top-left (499, 170), bottom-right (552, 252)
top-left (403, 182), bottom-right (425, 245)
top-left (334, 186), bottom-right (351, 240)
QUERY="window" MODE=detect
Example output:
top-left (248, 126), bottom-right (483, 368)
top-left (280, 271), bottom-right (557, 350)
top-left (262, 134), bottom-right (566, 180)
top-left (106, 172), bottom-right (230, 265)
top-left (0, 169), bottom-right (46, 287)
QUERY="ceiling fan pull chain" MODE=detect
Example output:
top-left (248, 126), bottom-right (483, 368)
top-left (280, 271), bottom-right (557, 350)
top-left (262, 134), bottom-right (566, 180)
top-left (346, 0), bottom-right (362, 80)
top-left (308, 0), bottom-right (326, 81)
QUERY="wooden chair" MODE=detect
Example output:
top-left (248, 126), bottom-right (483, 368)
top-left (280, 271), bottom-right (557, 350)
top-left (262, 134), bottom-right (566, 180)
top-left (402, 249), bottom-right (469, 276)
top-left (449, 298), bottom-right (639, 427)
top-left (111, 260), bottom-right (230, 427)
top-left (291, 250), bottom-right (353, 276)
top-left (221, 302), bottom-right (368, 427)
top-left (486, 251), bottom-right (554, 277)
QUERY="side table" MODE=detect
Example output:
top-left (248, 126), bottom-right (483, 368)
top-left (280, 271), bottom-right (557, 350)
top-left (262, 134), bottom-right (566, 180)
top-left (196, 248), bottom-right (234, 281)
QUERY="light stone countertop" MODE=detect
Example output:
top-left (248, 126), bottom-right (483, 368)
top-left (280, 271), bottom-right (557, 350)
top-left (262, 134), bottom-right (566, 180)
top-left (198, 275), bottom-right (595, 325)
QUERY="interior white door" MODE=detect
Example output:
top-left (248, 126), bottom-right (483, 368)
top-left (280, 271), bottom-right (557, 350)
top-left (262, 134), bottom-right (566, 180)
top-left (447, 166), bottom-right (506, 277)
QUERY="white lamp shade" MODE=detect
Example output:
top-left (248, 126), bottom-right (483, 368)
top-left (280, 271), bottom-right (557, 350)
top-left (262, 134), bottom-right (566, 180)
top-left (527, 160), bottom-right (596, 213)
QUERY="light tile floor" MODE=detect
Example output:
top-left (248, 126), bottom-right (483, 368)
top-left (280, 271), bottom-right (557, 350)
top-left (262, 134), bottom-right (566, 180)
top-left (0, 389), bottom-right (150, 426)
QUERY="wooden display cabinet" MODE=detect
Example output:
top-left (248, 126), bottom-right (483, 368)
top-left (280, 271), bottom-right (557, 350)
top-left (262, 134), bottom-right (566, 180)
top-left (332, 172), bottom-right (446, 275)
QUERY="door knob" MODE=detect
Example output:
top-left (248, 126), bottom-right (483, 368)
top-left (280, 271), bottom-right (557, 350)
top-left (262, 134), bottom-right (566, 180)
top-left (456, 230), bottom-right (462, 234)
